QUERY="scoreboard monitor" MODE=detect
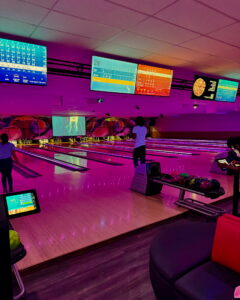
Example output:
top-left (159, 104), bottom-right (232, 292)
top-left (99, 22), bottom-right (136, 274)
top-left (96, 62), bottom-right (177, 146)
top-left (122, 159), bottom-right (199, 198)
top-left (192, 75), bottom-right (218, 100)
top-left (215, 79), bottom-right (239, 103)
top-left (4, 189), bottom-right (40, 219)
top-left (135, 64), bottom-right (173, 96)
top-left (91, 56), bottom-right (137, 94)
top-left (0, 38), bottom-right (47, 85)
top-left (192, 75), bottom-right (239, 102)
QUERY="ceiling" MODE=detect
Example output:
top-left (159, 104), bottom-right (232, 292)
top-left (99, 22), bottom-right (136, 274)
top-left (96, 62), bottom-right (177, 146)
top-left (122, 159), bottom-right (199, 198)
top-left (0, 0), bottom-right (240, 80)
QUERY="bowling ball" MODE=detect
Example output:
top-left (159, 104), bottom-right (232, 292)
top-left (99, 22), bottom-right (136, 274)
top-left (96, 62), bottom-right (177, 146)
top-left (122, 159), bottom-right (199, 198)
top-left (171, 175), bottom-right (180, 183)
top-left (195, 178), bottom-right (204, 188)
top-left (9, 230), bottom-right (20, 251)
top-left (200, 180), bottom-right (213, 191)
top-left (184, 176), bottom-right (194, 186)
top-left (171, 171), bottom-right (180, 177)
top-left (161, 174), bottom-right (172, 180)
top-left (189, 177), bottom-right (197, 188)
top-left (173, 175), bottom-right (185, 185)
top-left (180, 173), bottom-right (189, 178)
top-left (211, 179), bottom-right (221, 190)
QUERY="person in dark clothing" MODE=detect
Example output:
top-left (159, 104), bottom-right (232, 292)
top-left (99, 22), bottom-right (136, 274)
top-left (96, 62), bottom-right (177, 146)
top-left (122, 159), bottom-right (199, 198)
top-left (226, 137), bottom-right (240, 164)
top-left (132, 117), bottom-right (147, 167)
top-left (0, 134), bottom-right (18, 193)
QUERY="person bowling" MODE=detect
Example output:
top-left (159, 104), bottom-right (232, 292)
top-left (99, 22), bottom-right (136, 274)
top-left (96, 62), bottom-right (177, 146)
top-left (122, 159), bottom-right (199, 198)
top-left (0, 133), bottom-right (18, 193)
top-left (132, 117), bottom-right (147, 167)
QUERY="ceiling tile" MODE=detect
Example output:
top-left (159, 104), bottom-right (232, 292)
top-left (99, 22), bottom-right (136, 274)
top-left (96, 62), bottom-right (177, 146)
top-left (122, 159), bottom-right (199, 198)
top-left (181, 36), bottom-right (240, 59)
top-left (197, 0), bottom-right (240, 20)
top-left (32, 27), bottom-right (103, 49)
top-left (18, 0), bottom-right (56, 9)
top-left (108, 32), bottom-right (172, 52)
top-left (157, 45), bottom-right (207, 61)
top-left (54, 0), bottom-right (146, 29)
top-left (155, 0), bottom-right (235, 34)
top-left (0, 17), bottom-right (36, 37)
top-left (142, 53), bottom-right (191, 67)
top-left (222, 72), bottom-right (240, 80)
top-left (40, 11), bottom-right (121, 39)
top-left (106, 0), bottom-right (177, 15)
top-left (95, 42), bottom-right (152, 59)
top-left (208, 22), bottom-right (240, 47)
top-left (129, 17), bottom-right (199, 44)
top-left (0, 0), bottom-right (49, 25)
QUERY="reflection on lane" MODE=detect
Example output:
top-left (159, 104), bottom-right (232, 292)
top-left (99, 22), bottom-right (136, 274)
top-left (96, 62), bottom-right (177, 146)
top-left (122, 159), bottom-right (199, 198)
top-left (54, 153), bottom-right (87, 174)
top-left (43, 146), bottom-right (123, 166)
top-left (22, 146), bottom-right (87, 170)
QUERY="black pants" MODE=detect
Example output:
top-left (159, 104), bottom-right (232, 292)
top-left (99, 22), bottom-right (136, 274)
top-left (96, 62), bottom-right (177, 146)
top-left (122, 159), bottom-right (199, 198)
top-left (0, 158), bottom-right (13, 192)
top-left (133, 146), bottom-right (146, 167)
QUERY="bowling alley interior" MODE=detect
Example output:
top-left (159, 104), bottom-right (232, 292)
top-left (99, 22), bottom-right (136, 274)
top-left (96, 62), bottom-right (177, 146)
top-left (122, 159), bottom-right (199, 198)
top-left (0, 1), bottom-right (240, 299)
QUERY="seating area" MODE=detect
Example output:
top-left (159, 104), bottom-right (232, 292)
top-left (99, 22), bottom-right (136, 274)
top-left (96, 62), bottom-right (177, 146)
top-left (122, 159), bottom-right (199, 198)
top-left (149, 214), bottom-right (240, 300)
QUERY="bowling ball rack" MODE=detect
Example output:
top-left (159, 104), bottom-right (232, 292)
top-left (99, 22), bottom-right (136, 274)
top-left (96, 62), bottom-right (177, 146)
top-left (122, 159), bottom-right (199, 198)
top-left (153, 175), bottom-right (226, 217)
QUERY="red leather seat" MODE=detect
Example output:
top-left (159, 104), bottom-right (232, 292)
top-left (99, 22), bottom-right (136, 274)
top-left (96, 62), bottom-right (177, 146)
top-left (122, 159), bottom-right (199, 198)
top-left (212, 214), bottom-right (240, 273)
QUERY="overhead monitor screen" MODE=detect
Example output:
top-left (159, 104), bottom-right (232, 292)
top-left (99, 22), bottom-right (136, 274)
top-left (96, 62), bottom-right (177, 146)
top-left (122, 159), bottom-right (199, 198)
top-left (215, 79), bottom-right (239, 103)
top-left (192, 75), bottom-right (239, 102)
top-left (52, 116), bottom-right (86, 136)
top-left (91, 56), bottom-right (137, 94)
top-left (0, 38), bottom-right (47, 85)
top-left (192, 75), bottom-right (218, 100)
top-left (4, 189), bottom-right (40, 219)
top-left (135, 64), bottom-right (173, 96)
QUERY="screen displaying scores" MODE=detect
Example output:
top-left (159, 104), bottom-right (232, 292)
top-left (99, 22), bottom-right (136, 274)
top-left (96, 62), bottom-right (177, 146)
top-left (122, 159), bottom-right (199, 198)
top-left (135, 64), bottom-right (173, 96)
top-left (5, 192), bottom-right (37, 216)
top-left (0, 38), bottom-right (47, 85)
top-left (192, 75), bottom-right (239, 102)
top-left (91, 56), bottom-right (173, 96)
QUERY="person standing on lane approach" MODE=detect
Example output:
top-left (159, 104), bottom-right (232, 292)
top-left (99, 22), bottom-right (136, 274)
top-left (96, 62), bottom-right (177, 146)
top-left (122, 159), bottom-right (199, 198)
top-left (132, 117), bottom-right (147, 167)
top-left (0, 133), bottom-right (18, 193)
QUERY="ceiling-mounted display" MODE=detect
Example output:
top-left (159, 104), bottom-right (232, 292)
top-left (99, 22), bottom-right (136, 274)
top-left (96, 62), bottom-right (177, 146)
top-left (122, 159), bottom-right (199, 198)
top-left (0, 38), bottom-right (47, 85)
top-left (135, 64), bottom-right (173, 96)
top-left (91, 56), bottom-right (137, 94)
top-left (91, 56), bottom-right (173, 96)
top-left (192, 75), bottom-right (218, 100)
top-left (215, 79), bottom-right (239, 102)
top-left (192, 75), bottom-right (239, 102)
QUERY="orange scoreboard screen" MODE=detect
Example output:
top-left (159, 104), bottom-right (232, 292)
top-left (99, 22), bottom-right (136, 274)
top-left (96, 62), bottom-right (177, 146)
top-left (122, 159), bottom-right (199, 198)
top-left (135, 64), bottom-right (173, 96)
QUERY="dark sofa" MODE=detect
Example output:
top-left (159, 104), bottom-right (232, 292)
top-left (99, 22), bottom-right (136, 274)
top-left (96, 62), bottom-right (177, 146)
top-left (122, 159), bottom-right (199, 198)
top-left (149, 214), bottom-right (240, 300)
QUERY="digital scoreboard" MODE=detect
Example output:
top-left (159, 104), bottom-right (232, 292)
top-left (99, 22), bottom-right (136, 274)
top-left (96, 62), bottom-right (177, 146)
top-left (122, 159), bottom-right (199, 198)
top-left (0, 38), bottom-right (47, 85)
top-left (4, 190), bottom-right (40, 218)
top-left (135, 64), bottom-right (173, 96)
top-left (192, 75), bottom-right (239, 102)
top-left (91, 56), bottom-right (137, 94)
top-left (215, 79), bottom-right (239, 102)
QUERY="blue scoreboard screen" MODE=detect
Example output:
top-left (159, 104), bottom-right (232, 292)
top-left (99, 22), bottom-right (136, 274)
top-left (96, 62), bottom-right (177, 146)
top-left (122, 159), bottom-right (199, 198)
top-left (215, 79), bottom-right (239, 103)
top-left (91, 56), bottom-right (137, 94)
top-left (0, 38), bottom-right (47, 85)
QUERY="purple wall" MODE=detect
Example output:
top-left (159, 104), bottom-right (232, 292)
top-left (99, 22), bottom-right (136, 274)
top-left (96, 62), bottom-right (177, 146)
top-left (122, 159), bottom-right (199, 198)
top-left (156, 112), bottom-right (240, 132)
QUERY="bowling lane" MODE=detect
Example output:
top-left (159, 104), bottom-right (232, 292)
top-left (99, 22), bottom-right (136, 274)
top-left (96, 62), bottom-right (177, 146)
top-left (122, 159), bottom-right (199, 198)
top-left (23, 145), bottom-right (130, 167)
top-left (77, 142), bottom-right (192, 157)
top-left (147, 137), bottom-right (226, 143)
top-left (43, 145), bottom-right (124, 166)
top-left (99, 140), bottom-right (226, 153)
top-left (54, 143), bottom-right (178, 159)
top-left (47, 143), bottom-right (154, 161)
